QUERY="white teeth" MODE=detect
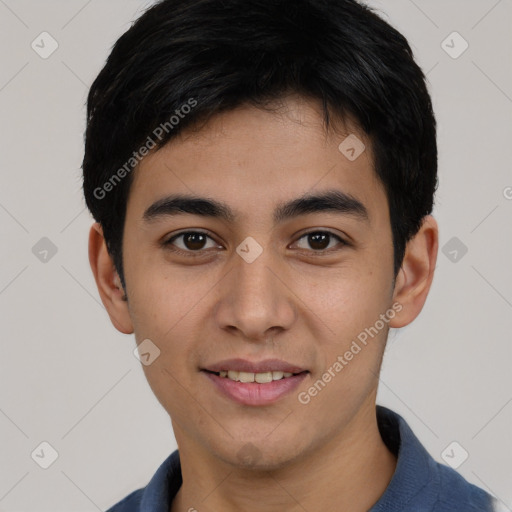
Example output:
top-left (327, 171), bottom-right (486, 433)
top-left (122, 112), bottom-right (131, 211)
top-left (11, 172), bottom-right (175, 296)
top-left (227, 370), bottom-right (239, 381)
top-left (218, 370), bottom-right (296, 382)
top-left (255, 372), bottom-right (273, 383)
top-left (238, 371), bottom-right (254, 383)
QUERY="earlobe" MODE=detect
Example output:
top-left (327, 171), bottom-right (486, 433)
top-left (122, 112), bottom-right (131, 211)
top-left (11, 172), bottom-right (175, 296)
top-left (88, 222), bottom-right (134, 334)
top-left (389, 215), bottom-right (439, 328)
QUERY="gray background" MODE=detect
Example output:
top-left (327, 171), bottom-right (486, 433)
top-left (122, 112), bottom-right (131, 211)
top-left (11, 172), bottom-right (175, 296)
top-left (0, 0), bottom-right (511, 510)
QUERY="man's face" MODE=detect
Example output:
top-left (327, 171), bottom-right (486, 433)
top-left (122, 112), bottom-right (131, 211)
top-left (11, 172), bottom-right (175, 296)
top-left (121, 95), bottom-right (397, 468)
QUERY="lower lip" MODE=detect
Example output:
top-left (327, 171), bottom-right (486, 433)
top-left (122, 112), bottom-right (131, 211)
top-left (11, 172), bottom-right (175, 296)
top-left (203, 371), bottom-right (308, 406)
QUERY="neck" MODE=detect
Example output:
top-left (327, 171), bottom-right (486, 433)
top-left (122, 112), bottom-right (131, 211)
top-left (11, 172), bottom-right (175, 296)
top-left (170, 399), bottom-right (397, 512)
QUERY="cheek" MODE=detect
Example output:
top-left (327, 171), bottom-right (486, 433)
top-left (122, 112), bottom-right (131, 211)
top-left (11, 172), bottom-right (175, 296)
top-left (292, 265), bottom-right (392, 406)
top-left (292, 263), bottom-right (392, 344)
top-left (125, 254), bottom-right (209, 338)
top-left (124, 271), bottom-right (205, 401)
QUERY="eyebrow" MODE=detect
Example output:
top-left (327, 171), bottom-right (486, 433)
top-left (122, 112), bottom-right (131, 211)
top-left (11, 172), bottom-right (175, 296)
top-left (142, 189), bottom-right (369, 225)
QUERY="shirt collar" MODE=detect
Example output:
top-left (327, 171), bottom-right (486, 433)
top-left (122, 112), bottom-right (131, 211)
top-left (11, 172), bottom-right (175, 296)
top-left (369, 405), bottom-right (438, 511)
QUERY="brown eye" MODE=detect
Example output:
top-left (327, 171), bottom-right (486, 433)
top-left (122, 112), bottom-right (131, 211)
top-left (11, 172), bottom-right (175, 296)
top-left (164, 231), bottom-right (219, 253)
top-left (294, 231), bottom-right (346, 252)
top-left (181, 232), bottom-right (207, 250)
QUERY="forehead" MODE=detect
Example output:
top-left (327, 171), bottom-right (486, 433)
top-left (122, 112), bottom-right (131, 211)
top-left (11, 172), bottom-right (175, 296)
top-left (126, 96), bottom-right (387, 225)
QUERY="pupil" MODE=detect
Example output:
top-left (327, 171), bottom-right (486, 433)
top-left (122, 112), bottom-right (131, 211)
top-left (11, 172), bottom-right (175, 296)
top-left (185, 233), bottom-right (206, 250)
top-left (309, 233), bottom-right (329, 250)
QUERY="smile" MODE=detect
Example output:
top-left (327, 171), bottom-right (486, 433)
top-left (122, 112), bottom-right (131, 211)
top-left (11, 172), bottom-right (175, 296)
top-left (202, 369), bottom-right (308, 406)
top-left (212, 370), bottom-right (296, 383)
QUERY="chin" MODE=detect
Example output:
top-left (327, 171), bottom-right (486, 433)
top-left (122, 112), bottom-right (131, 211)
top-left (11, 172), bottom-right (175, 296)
top-left (213, 438), bottom-right (306, 472)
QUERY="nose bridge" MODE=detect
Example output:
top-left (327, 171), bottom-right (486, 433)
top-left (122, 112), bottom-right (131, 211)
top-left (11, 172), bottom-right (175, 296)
top-left (215, 237), bottom-right (296, 339)
top-left (235, 245), bottom-right (277, 305)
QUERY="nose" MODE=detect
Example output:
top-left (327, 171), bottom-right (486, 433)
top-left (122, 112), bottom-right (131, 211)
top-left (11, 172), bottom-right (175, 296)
top-left (213, 240), bottom-right (297, 343)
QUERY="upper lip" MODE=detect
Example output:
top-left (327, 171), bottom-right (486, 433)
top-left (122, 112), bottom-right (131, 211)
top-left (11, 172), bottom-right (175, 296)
top-left (203, 358), bottom-right (308, 374)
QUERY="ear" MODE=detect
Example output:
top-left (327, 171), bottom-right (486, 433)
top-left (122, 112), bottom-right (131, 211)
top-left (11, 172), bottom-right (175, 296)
top-left (389, 215), bottom-right (438, 328)
top-left (88, 222), bottom-right (134, 334)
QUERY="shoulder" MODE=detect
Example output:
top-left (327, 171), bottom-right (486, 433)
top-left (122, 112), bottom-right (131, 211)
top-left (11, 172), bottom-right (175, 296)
top-left (105, 450), bottom-right (182, 512)
top-left (375, 406), bottom-right (498, 512)
top-left (106, 488), bottom-right (144, 511)
top-left (431, 462), bottom-right (497, 512)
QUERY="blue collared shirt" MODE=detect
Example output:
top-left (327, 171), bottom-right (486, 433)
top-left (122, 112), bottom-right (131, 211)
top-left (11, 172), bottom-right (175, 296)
top-left (106, 406), bottom-right (499, 511)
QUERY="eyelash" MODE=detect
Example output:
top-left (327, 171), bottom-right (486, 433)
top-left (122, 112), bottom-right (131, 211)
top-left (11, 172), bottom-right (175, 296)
top-left (162, 230), bottom-right (347, 257)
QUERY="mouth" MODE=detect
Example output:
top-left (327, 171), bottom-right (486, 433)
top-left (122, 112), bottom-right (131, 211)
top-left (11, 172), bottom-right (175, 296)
top-left (201, 359), bottom-right (309, 406)
top-left (203, 369), bottom-right (304, 383)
